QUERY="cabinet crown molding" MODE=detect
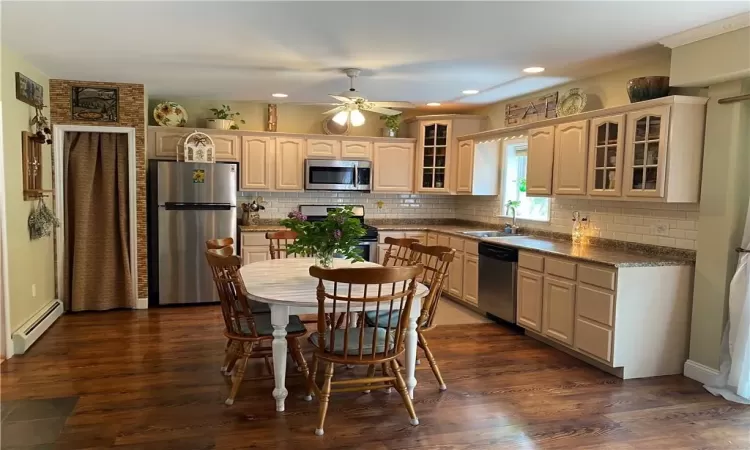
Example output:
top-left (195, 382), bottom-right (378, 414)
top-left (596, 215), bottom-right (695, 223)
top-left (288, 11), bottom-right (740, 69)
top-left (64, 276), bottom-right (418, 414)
top-left (403, 114), bottom-right (487, 124)
top-left (147, 126), bottom-right (416, 143)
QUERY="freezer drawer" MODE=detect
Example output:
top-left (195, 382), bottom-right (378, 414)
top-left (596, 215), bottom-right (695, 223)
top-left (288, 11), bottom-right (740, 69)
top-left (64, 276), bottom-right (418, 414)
top-left (157, 207), bottom-right (236, 305)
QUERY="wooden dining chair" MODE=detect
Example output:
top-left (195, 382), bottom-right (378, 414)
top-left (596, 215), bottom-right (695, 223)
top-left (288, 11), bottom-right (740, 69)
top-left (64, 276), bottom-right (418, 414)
top-left (205, 249), bottom-right (309, 406)
top-left (206, 238), bottom-right (271, 316)
top-left (266, 230), bottom-right (299, 259)
top-left (206, 237), bottom-right (234, 250)
top-left (306, 264), bottom-right (423, 436)
top-left (365, 243), bottom-right (455, 391)
top-left (381, 237), bottom-right (420, 266)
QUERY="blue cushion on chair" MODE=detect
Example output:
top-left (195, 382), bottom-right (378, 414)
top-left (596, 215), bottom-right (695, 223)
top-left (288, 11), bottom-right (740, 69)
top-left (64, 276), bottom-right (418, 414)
top-left (240, 314), bottom-right (306, 337)
top-left (309, 327), bottom-right (394, 355)
top-left (364, 310), bottom-right (402, 328)
top-left (250, 301), bottom-right (271, 314)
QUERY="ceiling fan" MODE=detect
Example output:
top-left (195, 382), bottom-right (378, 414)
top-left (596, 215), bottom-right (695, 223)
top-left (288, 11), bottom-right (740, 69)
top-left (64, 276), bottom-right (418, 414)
top-left (323, 68), bottom-right (414, 127)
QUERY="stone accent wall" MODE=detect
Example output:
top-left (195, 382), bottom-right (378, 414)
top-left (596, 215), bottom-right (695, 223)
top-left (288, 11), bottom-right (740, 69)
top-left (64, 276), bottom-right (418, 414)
top-left (50, 80), bottom-right (147, 298)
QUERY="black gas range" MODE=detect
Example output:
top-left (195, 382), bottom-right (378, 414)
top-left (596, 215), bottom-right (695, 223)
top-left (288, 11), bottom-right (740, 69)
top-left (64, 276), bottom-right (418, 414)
top-left (298, 205), bottom-right (378, 261)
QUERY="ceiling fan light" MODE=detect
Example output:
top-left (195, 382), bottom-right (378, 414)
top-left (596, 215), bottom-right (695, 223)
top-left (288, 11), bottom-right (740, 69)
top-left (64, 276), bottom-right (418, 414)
top-left (426, 102), bottom-right (441, 107)
top-left (523, 67), bottom-right (545, 74)
top-left (332, 110), bottom-right (349, 126)
top-left (349, 109), bottom-right (366, 127)
top-left (462, 89), bottom-right (479, 95)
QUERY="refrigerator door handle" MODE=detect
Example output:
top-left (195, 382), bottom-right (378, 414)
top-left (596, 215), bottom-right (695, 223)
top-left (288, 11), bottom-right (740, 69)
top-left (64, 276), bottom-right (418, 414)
top-left (164, 202), bottom-right (233, 210)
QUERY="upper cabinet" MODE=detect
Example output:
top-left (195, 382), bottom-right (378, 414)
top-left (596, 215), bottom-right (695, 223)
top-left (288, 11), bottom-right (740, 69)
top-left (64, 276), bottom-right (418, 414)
top-left (149, 129), bottom-right (239, 161)
top-left (623, 106), bottom-right (669, 198)
top-left (405, 115), bottom-right (486, 194)
top-left (240, 136), bottom-right (274, 191)
top-left (588, 114), bottom-right (625, 197)
top-left (372, 142), bottom-right (415, 193)
top-left (553, 120), bottom-right (589, 196)
top-left (455, 139), bottom-right (500, 195)
top-left (526, 126), bottom-right (555, 196)
top-left (275, 138), bottom-right (305, 191)
top-left (341, 140), bottom-right (373, 160)
top-left (306, 139), bottom-right (341, 159)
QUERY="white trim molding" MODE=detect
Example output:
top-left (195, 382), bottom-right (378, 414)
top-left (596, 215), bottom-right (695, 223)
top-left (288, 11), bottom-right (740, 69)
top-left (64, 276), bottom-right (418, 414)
top-left (684, 359), bottom-right (721, 386)
top-left (52, 126), bottom-right (139, 310)
top-left (0, 105), bottom-right (12, 360)
top-left (659, 13), bottom-right (750, 48)
top-left (136, 298), bottom-right (149, 309)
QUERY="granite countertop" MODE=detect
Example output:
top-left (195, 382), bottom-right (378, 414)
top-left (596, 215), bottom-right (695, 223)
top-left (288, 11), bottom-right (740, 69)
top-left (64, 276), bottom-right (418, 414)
top-left (239, 222), bottom-right (694, 268)
top-left (371, 223), bottom-right (694, 268)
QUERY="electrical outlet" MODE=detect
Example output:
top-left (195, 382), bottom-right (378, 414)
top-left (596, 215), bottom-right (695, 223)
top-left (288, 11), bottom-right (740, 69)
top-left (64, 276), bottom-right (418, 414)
top-left (653, 224), bottom-right (669, 236)
top-left (31, 284), bottom-right (37, 298)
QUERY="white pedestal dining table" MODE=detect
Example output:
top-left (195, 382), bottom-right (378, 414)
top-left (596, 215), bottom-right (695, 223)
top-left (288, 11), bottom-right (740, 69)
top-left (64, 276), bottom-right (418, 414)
top-left (239, 257), bottom-right (429, 412)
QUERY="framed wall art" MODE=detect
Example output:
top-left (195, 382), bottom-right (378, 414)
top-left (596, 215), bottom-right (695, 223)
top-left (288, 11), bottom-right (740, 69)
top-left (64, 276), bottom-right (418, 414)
top-left (71, 86), bottom-right (119, 122)
top-left (15, 72), bottom-right (44, 107)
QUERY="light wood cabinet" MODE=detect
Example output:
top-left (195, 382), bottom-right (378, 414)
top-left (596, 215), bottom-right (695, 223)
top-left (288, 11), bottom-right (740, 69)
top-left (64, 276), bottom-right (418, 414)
top-left (623, 105), bottom-right (670, 198)
top-left (542, 276), bottom-right (576, 346)
top-left (517, 268), bottom-right (544, 332)
top-left (372, 142), bottom-right (415, 193)
top-left (526, 126), bottom-right (555, 196)
top-left (463, 253), bottom-right (479, 305)
top-left (456, 140), bottom-right (474, 193)
top-left (275, 138), bottom-right (305, 191)
top-left (416, 120), bottom-right (451, 192)
top-left (240, 136), bottom-right (274, 191)
top-left (341, 140), bottom-right (372, 159)
top-left (454, 140), bottom-right (501, 195)
top-left (553, 120), bottom-right (589, 195)
top-left (150, 129), bottom-right (240, 161)
top-left (242, 248), bottom-right (269, 264)
top-left (448, 250), bottom-right (464, 298)
top-left (213, 134), bottom-right (240, 161)
top-left (588, 114), bottom-right (625, 197)
top-left (152, 130), bottom-right (186, 159)
top-left (306, 139), bottom-right (341, 159)
top-left (241, 232), bottom-right (270, 264)
top-left (378, 244), bottom-right (389, 265)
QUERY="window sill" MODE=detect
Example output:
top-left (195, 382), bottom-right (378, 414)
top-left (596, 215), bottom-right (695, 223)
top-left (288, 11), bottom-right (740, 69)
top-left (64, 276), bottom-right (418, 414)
top-left (498, 215), bottom-right (551, 224)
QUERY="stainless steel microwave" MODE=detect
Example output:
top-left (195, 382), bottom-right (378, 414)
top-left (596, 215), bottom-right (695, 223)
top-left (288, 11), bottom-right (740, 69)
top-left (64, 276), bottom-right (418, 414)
top-left (305, 159), bottom-right (372, 191)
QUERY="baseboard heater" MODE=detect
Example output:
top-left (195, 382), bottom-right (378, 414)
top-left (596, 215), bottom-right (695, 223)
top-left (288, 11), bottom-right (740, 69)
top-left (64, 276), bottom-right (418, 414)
top-left (11, 299), bottom-right (63, 355)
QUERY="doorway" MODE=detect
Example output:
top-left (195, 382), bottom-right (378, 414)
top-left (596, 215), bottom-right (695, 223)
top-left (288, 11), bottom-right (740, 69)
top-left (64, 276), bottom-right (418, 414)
top-left (52, 126), bottom-right (137, 311)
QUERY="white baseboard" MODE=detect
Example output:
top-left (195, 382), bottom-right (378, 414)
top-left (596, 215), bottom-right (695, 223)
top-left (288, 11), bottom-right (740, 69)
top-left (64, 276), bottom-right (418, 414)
top-left (12, 299), bottom-right (63, 355)
top-left (684, 359), bottom-right (721, 385)
top-left (136, 298), bottom-right (148, 309)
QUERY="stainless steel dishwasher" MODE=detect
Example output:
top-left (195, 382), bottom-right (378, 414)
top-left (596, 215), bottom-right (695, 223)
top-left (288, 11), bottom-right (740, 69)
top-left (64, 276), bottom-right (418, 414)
top-left (478, 242), bottom-right (518, 323)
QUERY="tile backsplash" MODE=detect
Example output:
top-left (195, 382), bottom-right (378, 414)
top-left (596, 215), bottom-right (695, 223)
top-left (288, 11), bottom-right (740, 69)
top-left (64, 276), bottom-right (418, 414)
top-left (456, 196), bottom-right (699, 250)
top-left (239, 191), bottom-right (699, 250)
top-left (238, 191), bottom-right (456, 220)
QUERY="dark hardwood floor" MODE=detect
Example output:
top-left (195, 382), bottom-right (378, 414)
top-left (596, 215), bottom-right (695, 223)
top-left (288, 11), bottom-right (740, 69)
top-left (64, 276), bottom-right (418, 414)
top-left (2, 306), bottom-right (749, 449)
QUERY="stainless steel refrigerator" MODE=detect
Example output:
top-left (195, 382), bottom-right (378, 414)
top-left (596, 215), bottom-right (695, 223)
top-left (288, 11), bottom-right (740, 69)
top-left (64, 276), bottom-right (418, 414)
top-left (148, 161), bottom-right (237, 305)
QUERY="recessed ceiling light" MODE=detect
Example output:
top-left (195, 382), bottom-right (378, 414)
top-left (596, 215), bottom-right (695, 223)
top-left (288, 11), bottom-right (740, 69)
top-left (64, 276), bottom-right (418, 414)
top-left (462, 89), bottom-right (479, 95)
top-left (272, 93), bottom-right (288, 98)
top-left (426, 102), bottom-right (441, 106)
top-left (523, 67), bottom-right (545, 74)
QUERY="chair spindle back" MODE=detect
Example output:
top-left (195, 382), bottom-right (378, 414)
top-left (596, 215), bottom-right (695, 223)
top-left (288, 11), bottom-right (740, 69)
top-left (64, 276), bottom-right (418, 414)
top-left (205, 249), bottom-right (257, 338)
top-left (206, 237), bottom-right (234, 250)
top-left (382, 237), bottom-right (419, 267)
top-left (407, 243), bottom-right (455, 329)
top-left (266, 230), bottom-right (299, 259)
top-left (309, 265), bottom-right (423, 362)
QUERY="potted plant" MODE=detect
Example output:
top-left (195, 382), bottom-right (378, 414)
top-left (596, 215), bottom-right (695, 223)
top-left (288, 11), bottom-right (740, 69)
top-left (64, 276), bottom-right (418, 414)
top-left (380, 114), bottom-right (401, 137)
top-left (207, 104), bottom-right (246, 130)
top-left (279, 206), bottom-right (366, 268)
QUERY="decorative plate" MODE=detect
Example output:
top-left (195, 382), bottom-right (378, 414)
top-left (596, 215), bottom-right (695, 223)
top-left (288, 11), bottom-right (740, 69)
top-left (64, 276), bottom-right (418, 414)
top-left (556, 88), bottom-right (587, 117)
top-left (183, 131), bottom-right (215, 163)
top-left (322, 117), bottom-right (350, 135)
top-left (153, 101), bottom-right (188, 127)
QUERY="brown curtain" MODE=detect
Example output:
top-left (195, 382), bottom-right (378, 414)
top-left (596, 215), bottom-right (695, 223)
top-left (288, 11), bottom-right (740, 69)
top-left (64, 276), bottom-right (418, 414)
top-left (64, 132), bottom-right (133, 311)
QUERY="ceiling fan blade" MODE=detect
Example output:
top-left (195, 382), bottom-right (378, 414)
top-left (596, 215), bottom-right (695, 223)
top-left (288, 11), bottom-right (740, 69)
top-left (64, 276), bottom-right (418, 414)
top-left (370, 101), bottom-right (415, 109)
top-left (329, 95), bottom-right (355, 103)
top-left (322, 106), bottom-right (345, 115)
top-left (366, 106), bottom-right (402, 116)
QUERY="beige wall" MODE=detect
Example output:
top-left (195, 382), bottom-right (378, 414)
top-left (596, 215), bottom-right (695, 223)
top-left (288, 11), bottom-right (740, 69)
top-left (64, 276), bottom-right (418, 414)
top-left (689, 78), bottom-right (750, 370)
top-left (147, 98), bottom-right (388, 137)
top-left (670, 28), bottom-right (750, 87)
top-left (470, 53), bottom-right (673, 129)
top-left (1, 46), bottom-right (56, 332)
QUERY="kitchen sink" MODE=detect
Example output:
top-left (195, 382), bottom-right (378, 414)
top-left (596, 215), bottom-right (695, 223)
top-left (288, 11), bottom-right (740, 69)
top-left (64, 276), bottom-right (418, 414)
top-left (461, 230), bottom-right (523, 238)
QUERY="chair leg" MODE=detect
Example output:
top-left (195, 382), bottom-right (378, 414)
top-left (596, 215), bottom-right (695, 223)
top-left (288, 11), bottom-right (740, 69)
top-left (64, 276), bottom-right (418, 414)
top-left (363, 364), bottom-right (376, 393)
top-left (221, 340), bottom-right (239, 375)
top-left (226, 342), bottom-right (252, 406)
top-left (381, 362), bottom-right (392, 393)
top-left (290, 338), bottom-right (310, 379)
top-left (305, 354), bottom-right (319, 402)
top-left (419, 332), bottom-right (446, 391)
top-left (263, 355), bottom-right (274, 376)
top-left (315, 362), bottom-right (335, 436)
top-left (390, 359), bottom-right (419, 426)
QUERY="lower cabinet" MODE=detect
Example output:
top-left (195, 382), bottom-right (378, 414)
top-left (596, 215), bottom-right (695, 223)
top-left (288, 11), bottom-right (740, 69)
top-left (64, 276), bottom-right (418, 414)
top-left (517, 268), bottom-right (543, 332)
top-left (462, 253), bottom-right (479, 305)
top-left (241, 232), bottom-right (271, 264)
top-left (448, 250), bottom-right (464, 298)
top-left (542, 276), bottom-right (576, 346)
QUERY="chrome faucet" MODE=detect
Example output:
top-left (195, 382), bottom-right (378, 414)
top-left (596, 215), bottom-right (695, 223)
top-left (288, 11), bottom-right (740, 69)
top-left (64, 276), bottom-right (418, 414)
top-left (504, 205), bottom-right (519, 234)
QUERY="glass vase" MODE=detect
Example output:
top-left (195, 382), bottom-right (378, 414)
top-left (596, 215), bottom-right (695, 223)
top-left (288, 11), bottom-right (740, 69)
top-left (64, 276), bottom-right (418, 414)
top-left (314, 252), bottom-right (335, 269)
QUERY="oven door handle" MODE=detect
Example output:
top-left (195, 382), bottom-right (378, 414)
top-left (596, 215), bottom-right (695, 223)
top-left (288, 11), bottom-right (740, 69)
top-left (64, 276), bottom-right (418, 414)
top-left (353, 162), bottom-right (358, 188)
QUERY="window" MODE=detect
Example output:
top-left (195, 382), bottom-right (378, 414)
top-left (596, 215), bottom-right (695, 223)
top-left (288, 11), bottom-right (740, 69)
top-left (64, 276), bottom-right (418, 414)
top-left (501, 139), bottom-right (550, 222)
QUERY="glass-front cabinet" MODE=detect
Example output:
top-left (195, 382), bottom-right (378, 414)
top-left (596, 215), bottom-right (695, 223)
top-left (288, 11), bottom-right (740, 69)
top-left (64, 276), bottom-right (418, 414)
top-left (587, 114), bottom-right (625, 196)
top-left (417, 121), bottom-right (451, 192)
top-left (623, 105), bottom-right (670, 198)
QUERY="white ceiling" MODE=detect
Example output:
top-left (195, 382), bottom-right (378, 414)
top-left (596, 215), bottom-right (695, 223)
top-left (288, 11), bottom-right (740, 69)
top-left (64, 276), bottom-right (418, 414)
top-left (2, 1), bottom-right (748, 107)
